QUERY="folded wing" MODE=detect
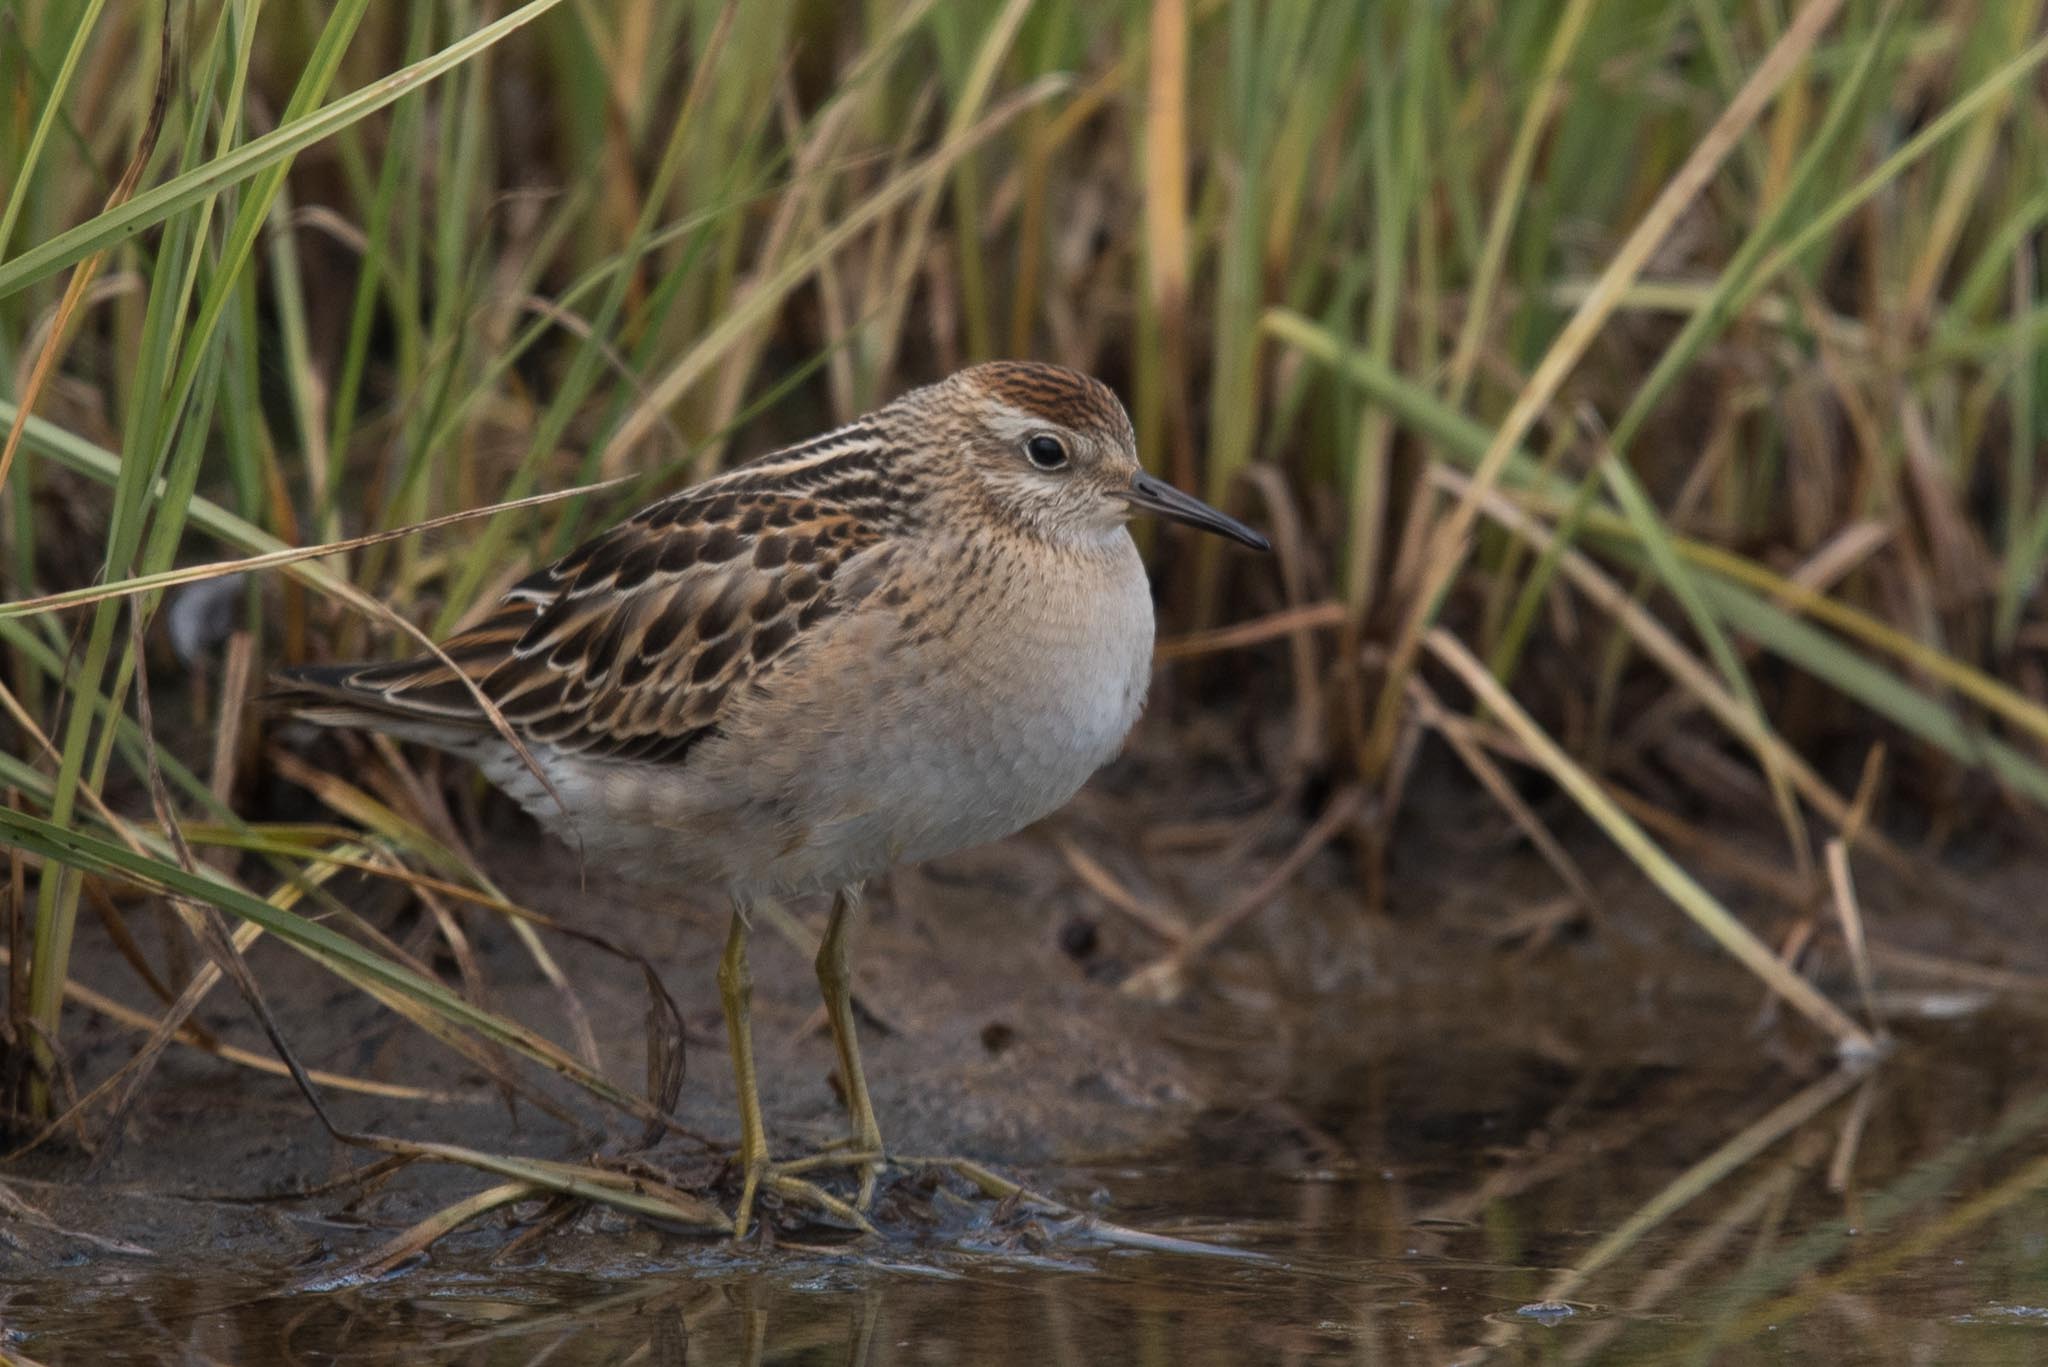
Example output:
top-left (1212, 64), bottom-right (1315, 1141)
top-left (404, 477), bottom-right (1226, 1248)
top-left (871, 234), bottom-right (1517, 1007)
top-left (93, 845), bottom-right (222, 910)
top-left (276, 473), bottom-right (898, 767)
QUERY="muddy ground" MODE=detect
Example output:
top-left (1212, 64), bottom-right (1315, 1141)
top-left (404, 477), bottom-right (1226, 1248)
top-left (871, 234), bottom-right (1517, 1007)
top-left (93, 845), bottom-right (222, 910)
top-left (3, 722), bottom-right (2040, 1279)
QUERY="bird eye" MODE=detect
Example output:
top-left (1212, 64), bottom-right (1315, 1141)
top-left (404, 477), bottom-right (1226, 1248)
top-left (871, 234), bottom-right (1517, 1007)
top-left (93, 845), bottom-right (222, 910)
top-left (1025, 434), bottom-right (1069, 470)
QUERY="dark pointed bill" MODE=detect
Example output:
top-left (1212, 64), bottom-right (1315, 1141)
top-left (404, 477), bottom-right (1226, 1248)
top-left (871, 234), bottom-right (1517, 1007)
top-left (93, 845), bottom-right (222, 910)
top-left (1118, 472), bottom-right (1271, 551)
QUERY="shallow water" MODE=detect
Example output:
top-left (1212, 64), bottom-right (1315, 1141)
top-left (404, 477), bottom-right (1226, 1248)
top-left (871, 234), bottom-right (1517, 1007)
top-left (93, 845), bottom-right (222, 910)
top-left (8, 1003), bottom-right (2048, 1365)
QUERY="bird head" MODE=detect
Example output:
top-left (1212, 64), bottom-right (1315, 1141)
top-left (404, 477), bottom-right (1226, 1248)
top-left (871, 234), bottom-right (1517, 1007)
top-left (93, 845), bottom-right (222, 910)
top-left (904, 361), bottom-right (1269, 552)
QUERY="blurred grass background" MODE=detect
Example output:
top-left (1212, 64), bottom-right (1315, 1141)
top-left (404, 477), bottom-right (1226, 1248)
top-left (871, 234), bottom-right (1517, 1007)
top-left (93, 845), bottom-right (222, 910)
top-left (2, 0), bottom-right (2046, 1141)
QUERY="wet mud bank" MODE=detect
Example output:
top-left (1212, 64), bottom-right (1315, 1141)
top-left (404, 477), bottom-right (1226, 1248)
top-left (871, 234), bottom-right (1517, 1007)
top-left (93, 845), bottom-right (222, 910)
top-left (5, 758), bottom-right (2047, 1363)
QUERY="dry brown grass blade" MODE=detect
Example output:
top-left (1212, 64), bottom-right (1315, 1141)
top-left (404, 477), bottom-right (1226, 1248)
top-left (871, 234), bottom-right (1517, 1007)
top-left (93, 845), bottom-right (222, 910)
top-left (13, 275), bottom-right (142, 391)
top-left (289, 201), bottom-right (693, 468)
top-left (71, 650), bottom-right (720, 1235)
top-left (211, 774), bottom-right (682, 1004)
top-left (1441, 703), bottom-right (1822, 914)
top-left (1364, 0), bottom-right (1850, 775)
top-left (1423, 627), bottom-right (1877, 1055)
top-left (1899, 0), bottom-right (2039, 327)
top-left (1596, 514), bottom-right (1887, 771)
top-left (257, 855), bottom-right (447, 996)
top-left (1606, 786), bottom-right (1813, 910)
top-left (4, 735), bottom-right (603, 1155)
top-left (1824, 839), bottom-right (1880, 1034)
top-left (1786, 521), bottom-right (1893, 597)
top-left (1003, 0), bottom-right (1222, 359)
top-left (189, 825), bottom-right (553, 927)
top-left (0, 1178), bottom-right (152, 1258)
top-left (267, 749), bottom-right (438, 857)
top-left (636, 955), bottom-right (688, 1150)
top-left (1121, 786), bottom-right (1364, 1002)
top-left (352, 1138), bottom-right (728, 1231)
top-left (1861, 940), bottom-right (2048, 997)
top-left (511, 294), bottom-right (691, 463)
top-left (161, 1151), bottom-right (417, 1211)
top-left (1407, 678), bottom-right (1598, 921)
top-left (1154, 601), bottom-right (1347, 661)
top-left (208, 630), bottom-right (254, 811)
top-left (0, 685), bottom-right (149, 853)
top-left (488, 1193), bottom-right (582, 1266)
top-left (1827, 1072), bottom-right (1881, 1196)
top-left (1826, 745), bottom-right (1889, 1032)
top-left (702, 80), bottom-right (857, 460)
top-left (80, 880), bottom-right (183, 1016)
top-left (298, 1149), bottom-right (721, 1282)
top-left (82, 605), bottom-right (341, 1171)
top-left (308, 1180), bottom-right (541, 1286)
top-left (414, 881), bottom-right (492, 1028)
top-left (863, 0), bottom-right (1035, 393)
top-left (2, 909), bottom-right (272, 1163)
top-left (0, 8), bottom-right (168, 496)
top-left (343, 861), bottom-right (669, 1108)
top-left (50, 921), bottom-right (271, 1169)
top-left (264, 748), bottom-right (699, 1145)
top-left (1430, 465), bottom-right (1922, 885)
top-left (323, 963), bottom-right (601, 1137)
top-left (602, 71), bottom-right (1067, 470)
top-left (0, 945), bottom-right (460, 1103)
top-left (1143, 0), bottom-right (1195, 490)
top-left (7, 469), bottom-right (637, 840)
top-left (1052, 834), bottom-right (1191, 944)
top-left (1238, 463), bottom-right (1331, 775)
top-left (0, 476), bottom-right (632, 620)
top-left (498, 909), bottom-right (605, 1071)
top-left (270, 746), bottom-right (692, 1138)
top-left (0, 671), bottom-right (287, 1144)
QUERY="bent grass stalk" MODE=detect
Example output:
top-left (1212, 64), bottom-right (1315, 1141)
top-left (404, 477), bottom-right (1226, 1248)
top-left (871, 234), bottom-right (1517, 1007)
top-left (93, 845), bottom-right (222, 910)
top-left (1264, 313), bottom-right (2048, 796)
top-left (1423, 628), bottom-right (1876, 1055)
top-left (1361, 0), bottom-right (1851, 780)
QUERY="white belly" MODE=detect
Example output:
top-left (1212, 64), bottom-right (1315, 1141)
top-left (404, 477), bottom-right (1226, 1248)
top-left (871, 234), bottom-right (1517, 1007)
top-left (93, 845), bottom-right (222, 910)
top-left (882, 537), bottom-right (1154, 866)
top-left (487, 531), bottom-right (1156, 896)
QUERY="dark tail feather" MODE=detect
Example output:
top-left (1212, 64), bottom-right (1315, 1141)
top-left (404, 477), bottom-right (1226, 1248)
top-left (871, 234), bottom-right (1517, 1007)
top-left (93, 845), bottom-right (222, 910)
top-left (270, 661), bottom-right (371, 695)
top-left (268, 600), bottom-right (538, 739)
top-left (266, 661), bottom-right (491, 740)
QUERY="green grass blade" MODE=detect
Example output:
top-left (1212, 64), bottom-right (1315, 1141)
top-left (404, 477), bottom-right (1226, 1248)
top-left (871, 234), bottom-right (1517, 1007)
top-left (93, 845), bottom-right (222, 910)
top-left (0, 0), bottom-right (573, 300)
top-left (0, 0), bottom-right (113, 261)
top-left (0, 807), bottom-right (670, 1128)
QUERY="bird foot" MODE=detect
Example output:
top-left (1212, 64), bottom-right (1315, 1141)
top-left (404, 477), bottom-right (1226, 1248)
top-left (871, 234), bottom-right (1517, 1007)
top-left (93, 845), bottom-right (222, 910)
top-left (745, 1147), bottom-right (1035, 1229)
top-left (730, 1150), bottom-right (1257, 1261)
top-left (732, 1152), bottom-right (878, 1238)
top-left (891, 1153), bottom-right (1052, 1207)
top-left (783, 1148), bottom-right (1044, 1202)
top-left (886, 1156), bottom-right (1265, 1262)
top-left (776, 1142), bottom-right (885, 1210)
top-left (728, 1146), bottom-right (1067, 1240)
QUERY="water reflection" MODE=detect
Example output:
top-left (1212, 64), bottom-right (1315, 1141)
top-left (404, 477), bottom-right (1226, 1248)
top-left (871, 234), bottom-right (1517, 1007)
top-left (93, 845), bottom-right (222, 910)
top-left (8, 1012), bottom-right (2048, 1364)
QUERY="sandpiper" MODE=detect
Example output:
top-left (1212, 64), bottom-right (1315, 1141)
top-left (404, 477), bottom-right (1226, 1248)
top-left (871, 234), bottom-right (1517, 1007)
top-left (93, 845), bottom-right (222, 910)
top-left (276, 361), bottom-right (1269, 1234)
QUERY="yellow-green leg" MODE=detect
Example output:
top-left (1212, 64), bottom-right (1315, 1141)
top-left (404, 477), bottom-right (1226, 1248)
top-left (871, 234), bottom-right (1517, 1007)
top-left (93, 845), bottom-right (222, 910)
top-left (789, 887), bottom-right (1038, 1215)
top-left (784, 890), bottom-right (1113, 1234)
top-left (717, 900), bottom-right (872, 1238)
top-left (816, 883), bottom-right (885, 1208)
top-left (717, 903), bottom-right (772, 1236)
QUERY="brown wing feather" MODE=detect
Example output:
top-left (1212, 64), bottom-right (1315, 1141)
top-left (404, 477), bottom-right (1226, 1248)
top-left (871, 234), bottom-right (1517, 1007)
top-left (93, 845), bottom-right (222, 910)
top-left (278, 441), bottom-right (909, 765)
